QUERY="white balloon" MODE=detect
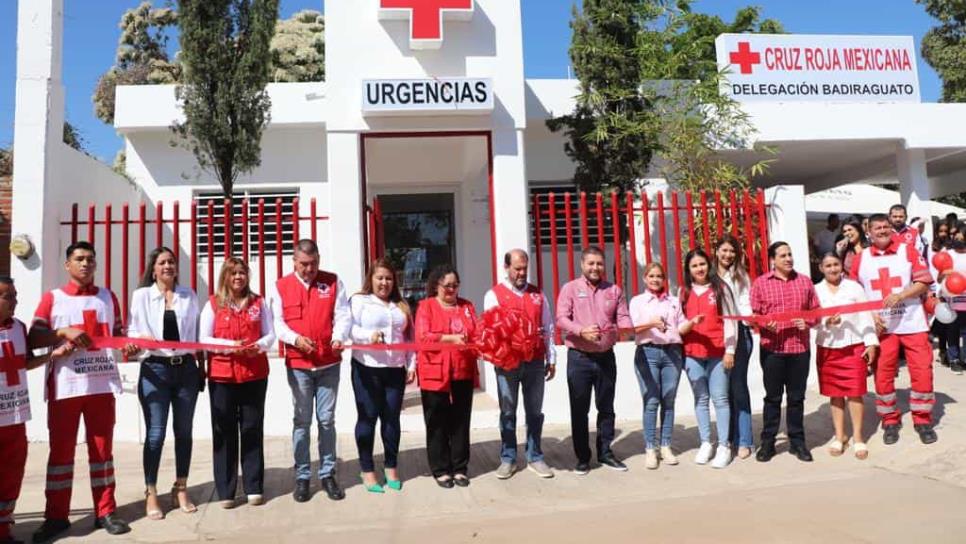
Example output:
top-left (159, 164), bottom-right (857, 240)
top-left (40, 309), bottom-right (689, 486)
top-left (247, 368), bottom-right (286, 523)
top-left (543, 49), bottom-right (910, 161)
top-left (940, 279), bottom-right (953, 299)
top-left (935, 302), bottom-right (957, 324)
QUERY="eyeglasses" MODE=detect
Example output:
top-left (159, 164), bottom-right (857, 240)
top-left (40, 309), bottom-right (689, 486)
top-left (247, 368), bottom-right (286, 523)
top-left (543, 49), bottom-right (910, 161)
top-left (440, 283), bottom-right (460, 290)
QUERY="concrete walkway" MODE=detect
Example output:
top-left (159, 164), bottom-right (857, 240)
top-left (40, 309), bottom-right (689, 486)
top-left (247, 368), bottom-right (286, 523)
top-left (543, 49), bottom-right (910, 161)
top-left (9, 364), bottom-right (966, 543)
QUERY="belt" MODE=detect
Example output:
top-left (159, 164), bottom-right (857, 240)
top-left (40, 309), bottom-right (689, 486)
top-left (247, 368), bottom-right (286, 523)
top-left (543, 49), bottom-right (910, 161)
top-left (146, 354), bottom-right (194, 366)
top-left (640, 343), bottom-right (679, 351)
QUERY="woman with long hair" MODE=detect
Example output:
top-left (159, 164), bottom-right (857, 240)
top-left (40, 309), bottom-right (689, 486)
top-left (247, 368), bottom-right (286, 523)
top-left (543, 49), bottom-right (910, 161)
top-left (931, 221), bottom-right (951, 366)
top-left (199, 258), bottom-right (275, 508)
top-left (714, 236), bottom-right (754, 459)
top-left (814, 252), bottom-right (878, 459)
top-left (127, 247), bottom-right (202, 519)
top-left (835, 219), bottom-right (869, 277)
top-left (680, 249), bottom-right (737, 469)
top-left (628, 262), bottom-right (686, 469)
top-left (415, 264), bottom-right (478, 488)
top-left (349, 259), bottom-right (416, 493)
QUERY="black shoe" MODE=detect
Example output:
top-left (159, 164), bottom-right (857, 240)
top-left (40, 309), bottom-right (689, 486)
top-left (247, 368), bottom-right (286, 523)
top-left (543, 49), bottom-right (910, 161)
top-left (599, 454), bottom-right (628, 472)
top-left (914, 424), bottom-right (938, 444)
top-left (755, 443), bottom-right (776, 462)
top-left (574, 462), bottom-right (591, 475)
top-left (32, 519), bottom-right (70, 543)
top-left (788, 444), bottom-right (814, 462)
top-left (940, 354), bottom-right (951, 367)
top-left (320, 476), bottom-right (345, 501)
top-left (952, 361), bottom-right (965, 374)
top-left (434, 475), bottom-right (454, 489)
top-left (882, 424), bottom-right (901, 445)
top-left (293, 479), bottom-right (312, 503)
top-left (93, 513), bottom-right (130, 536)
top-left (453, 474), bottom-right (470, 487)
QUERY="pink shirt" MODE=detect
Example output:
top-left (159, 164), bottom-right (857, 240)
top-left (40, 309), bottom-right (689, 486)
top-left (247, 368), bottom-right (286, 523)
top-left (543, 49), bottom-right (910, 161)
top-left (629, 290), bottom-right (685, 345)
top-left (555, 277), bottom-right (633, 353)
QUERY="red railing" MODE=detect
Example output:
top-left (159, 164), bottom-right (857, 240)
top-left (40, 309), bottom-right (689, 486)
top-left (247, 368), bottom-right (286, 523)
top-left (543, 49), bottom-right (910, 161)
top-left (61, 198), bottom-right (329, 326)
top-left (531, 188), bottom-right (771, 340)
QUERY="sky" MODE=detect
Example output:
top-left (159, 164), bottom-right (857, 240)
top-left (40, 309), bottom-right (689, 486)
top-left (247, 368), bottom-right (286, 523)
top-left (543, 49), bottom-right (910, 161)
top-left (0, 0), bottom-right (946, 163)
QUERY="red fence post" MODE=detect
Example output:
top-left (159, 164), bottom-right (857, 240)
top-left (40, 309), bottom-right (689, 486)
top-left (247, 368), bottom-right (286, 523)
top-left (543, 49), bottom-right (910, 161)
top-left (258, 199), bottom-right (267, 297)
top-left (579, 192), bottom-right (589, 251)
top-left (595, 193), bottom-right (605, 251)
top-left (714, 190), bottom-right (724, 241)
top-left (532, 194), bottom-right (543, 290)
top-left (564, 192), bottom-right (575, 280)
top-left (609, 193), bottom-right (623, 290)
top-left (104, 204), bottom-right (112, 293)
top-left (729, 190), bottom-right (740, 238)
top-left (206, 201), bottom-right (214, 296)
top-left (173, 201), bottom-right (181, 264)
top-left (373, 197), bottom-right (384, 260)
top-left (122, 204), bottom-right (130, 326)
top-left (685, 191), bottom-right (696, 251)
top-left (367, 205), bottom-right (377, 263)
top-left (70, 204), bottom-right (78, 244)
top-left (700, 191), bottom-right (712, 256)
top-left (190, 201), bottom-right (198, 294)
top-left (138, 202), bottom-right (147, 279)
top-left (756, 189), bottom-right (770, 275)
top-left (292, 197), bottom-right (301, 246)
top-left (275, 198), bottom-right (283, 280)
top-left (742, 190), bottom-right (757, 279)
top-left (641, 192), bottom-right (652, 265)
top-left (242, 198), bottom-right (250, 264)
top-left (310, 198), bottom-right (318, 242)
top-left (657, 192), bottom-right (669, 272)
top-left (626, 193), bottom-right (639, 295)
top-left (87, 203), bottom-right (95, 244)
top-left (223, 199), bottom-right (232, 259)
top-left (671, 192), bottom-right (683, 287)
top-left (548, 193), bottom-right (561, 345)
top-left (155, 202), bottom-right (164, 250)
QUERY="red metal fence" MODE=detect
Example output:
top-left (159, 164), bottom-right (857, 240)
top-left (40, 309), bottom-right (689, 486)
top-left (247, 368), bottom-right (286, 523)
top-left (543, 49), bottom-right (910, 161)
top-left (61, 198), bottom-right (329, 327)
top-left (531, 188), bottom-right (771, 314)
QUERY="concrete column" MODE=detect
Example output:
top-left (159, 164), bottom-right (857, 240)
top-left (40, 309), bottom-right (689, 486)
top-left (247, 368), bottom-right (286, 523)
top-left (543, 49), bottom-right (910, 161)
top-left (898, 146), bottom-right (934, 241)
top-left (765, 185), bottom-right (810, 277)
top-left (491, 129), bottom-right (530, 281)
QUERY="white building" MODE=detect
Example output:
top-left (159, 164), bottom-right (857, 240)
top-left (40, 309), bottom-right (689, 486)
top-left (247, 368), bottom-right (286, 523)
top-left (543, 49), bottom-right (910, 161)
top-left (12, 0), bottom-right (966, 441)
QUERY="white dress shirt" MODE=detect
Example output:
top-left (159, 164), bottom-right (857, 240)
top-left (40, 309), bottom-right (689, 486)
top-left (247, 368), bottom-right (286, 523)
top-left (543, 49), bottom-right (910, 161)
top-left (127, 284), bottom-right (200, 357)
top-left (482, 279), bottom-right (556, 365)
top-left (199, 297), bottom-right (276, 353)
top-left (814, 278), bottom-right (879, 349)
top-left (349, 294), bottom-right (416, 370)
top-left (267, 272), bottom-right (352, 347)
top-left (719, 268), bottom-right (752, 316)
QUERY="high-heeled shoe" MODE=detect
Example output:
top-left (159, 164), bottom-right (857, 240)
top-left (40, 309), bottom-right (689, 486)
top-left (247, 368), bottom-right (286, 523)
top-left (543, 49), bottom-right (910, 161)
top-left (360, 473), bottom-right (384, 494)
top-left (383, 469), bottom-right (402, 491)
top-left (171, 483), bottom-right (198, 514)
top-left (145, 488), bottom-right (164, 520)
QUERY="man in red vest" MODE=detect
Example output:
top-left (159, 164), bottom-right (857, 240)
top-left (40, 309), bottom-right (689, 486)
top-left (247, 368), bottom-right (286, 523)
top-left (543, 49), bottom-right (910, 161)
top-left (483, 249), bottom-right (556, 480)
top-left (270, 239), bottom-right (351, 503)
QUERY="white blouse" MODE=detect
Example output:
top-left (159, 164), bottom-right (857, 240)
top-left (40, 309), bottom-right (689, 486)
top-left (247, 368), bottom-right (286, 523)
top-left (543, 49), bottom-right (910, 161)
top-left (199, 298), bottom-right (276, 353)
top-left (718, 267), bottom-right (752, 316)
top-left (814, 278), bottom-right (879, 349)
top-left (127, 284), bottom-right (200, 357)
top-left (349, 294), bottom-right (415, 370)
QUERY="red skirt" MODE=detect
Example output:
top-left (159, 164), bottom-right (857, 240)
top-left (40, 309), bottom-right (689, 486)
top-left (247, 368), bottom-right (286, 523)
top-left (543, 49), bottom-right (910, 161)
top-left (817, 344), bottom-right (868, 397)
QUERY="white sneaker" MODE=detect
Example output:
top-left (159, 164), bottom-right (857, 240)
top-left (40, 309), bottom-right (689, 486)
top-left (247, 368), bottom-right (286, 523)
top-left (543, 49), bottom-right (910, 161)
top-left (711, 445), bottom-right (732, 469)
top-left (659, 446), bottom-right (678, 465)
top-left (645, 449), bottom-right (659, 470)
top-left (694, 442), bottom-right (714, 465)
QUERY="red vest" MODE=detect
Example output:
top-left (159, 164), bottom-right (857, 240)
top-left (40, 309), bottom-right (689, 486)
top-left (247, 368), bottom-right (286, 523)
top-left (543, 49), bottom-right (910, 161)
top-left (682, 288), bottom-right (725, 359)
top-left (492, 283), bottom-right (547, 362)
top-left (415, 297), bottom-right (478, 393)
top-left (276, 272), bottom-right (340, 369)
top-left (207, 296), bottom-right (270, 383)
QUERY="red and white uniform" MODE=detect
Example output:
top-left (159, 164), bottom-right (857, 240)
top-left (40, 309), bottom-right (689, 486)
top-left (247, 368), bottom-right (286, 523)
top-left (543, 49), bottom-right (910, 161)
top-left (892, 224), bottom-right (928, 261)
top-left (0, 319), bottom-right (30, 540)
top-left (681, 285), bottom-right (737, 359)
top-left (851, 241), bottom-right (935, 425)
top-left (32, 282), bottom-right (123, 521)
top-left (271, 272), bottom-right (351, 369)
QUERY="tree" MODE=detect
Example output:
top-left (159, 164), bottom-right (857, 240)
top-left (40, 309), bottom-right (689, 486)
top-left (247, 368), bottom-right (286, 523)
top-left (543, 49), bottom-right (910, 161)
top-left (546, 0), bottom-right (661, 193)
top-left (271, 10), bottom-right (325, 82)
top-left (172, 0), bottom-right (279, 197)
top-left (919, 0), bottom-right (966, 102)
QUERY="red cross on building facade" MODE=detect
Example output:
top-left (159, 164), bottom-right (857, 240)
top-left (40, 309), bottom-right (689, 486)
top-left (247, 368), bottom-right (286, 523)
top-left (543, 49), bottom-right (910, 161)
top-left (379, 0), bottom-right (475, 50)
top-left (0, 341), bottom-right (26, 387)
top-left (729, 41), bottom-right (761, 75)
top-left (870, 267), bottom-right (904, 300)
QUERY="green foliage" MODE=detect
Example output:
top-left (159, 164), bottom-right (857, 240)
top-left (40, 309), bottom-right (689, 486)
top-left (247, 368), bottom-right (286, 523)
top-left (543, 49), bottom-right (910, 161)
top-left (62, 122), bottom-right (87, 153)
top-left (0, 148), bottom-right (11, 178)
top-left (271, 10), bottom-right (325, 82)
top-left (919, 0), bottom-right (966, 102)
top-left (172, 0), bottom-right (280, 198)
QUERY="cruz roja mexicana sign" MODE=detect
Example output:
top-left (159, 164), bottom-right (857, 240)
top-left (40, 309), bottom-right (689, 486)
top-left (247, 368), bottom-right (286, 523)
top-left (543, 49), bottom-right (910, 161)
top-left (362, 78), bottom-right (494, 116)
top-left (715, 34), bottom-right (921, 104)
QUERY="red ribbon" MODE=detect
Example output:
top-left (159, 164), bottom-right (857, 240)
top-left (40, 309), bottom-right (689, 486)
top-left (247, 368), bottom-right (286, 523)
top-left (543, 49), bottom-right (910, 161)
top-left (723, 300), bottom-right (884, 325)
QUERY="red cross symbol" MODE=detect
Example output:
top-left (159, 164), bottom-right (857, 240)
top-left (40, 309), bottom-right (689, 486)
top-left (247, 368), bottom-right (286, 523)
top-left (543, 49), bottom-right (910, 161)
top-left (870, 267), bottom-right (903, 299)
top-left (71, 309), bottom-right (109, 341)
top-left (379, 0), bottom-right (474, 49)
top-left (729, 41), bottom-right (761, 75)
top-left (0, 341), bottom-right (26, 386)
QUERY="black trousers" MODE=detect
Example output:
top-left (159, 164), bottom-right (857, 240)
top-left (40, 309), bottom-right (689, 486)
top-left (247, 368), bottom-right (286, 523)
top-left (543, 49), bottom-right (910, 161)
top-left (421, 380), bottom-right (474, 478)
top-left (567, 349), bottom-right (617, 464)
top-left (209, 379), bottom-right (268, 499)
top-left (351, 360), bottom-right (406, 472)
top-left (760, 350), bottom-right (810, 448)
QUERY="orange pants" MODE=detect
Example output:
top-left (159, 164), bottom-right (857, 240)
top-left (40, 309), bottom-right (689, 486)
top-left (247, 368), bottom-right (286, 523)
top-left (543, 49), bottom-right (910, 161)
top-left (875, 333), bottom-right (934, 426)
top-left (45, 394), bottom-right (117, 520)
top-left (0, 423), bottom-right (27, 539)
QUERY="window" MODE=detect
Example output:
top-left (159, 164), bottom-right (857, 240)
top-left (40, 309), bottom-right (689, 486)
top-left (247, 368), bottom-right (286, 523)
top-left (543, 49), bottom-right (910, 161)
top-left (530, 185), bottom-right (623, 247)
top-left (195, 189), bottom-right (299, 259)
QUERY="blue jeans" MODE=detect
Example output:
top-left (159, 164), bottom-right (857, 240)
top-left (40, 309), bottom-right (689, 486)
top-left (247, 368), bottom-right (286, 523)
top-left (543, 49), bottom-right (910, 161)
top-left (495, 360), bottom-right (546, 464)
top-left (350, 360), bottom-right (406, 472)
top-left (287, 365), bottom-right (340, 480)
top-left (945, 312), bottom-right (966, 362)
top-left (685, 356), bottom-right (730, 444)
top-left (137, 357), bottom-right (200, 485)
top-left (729, 324), bottom-right (754, 448)
top-left (634, 345), bottom-right (683, 450)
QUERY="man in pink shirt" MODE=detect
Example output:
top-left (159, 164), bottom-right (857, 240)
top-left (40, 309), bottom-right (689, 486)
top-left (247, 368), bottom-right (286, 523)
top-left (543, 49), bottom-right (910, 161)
top-left (556, 246), bottom-right (633, 474)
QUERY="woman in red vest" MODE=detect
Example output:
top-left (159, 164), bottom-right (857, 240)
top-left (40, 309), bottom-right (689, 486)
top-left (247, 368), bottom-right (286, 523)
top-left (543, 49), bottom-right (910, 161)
top-left (415, 264), bottom-right (478, 488)
top-left (199, 257), bottom-right (276, 508)
top-left (680, 249), bottom-right (737, 469)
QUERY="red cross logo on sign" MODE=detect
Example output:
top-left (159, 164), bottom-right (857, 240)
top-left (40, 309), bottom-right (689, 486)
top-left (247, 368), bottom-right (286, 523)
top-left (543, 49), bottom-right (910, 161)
top-left (870, 267), bottom-right (903, 300)
top-left (0, 341), bottom-right (26, 386)
top-left (729, 41), bottom-right (761, 75)
top-left (379, 0), bottom-right (474, 50)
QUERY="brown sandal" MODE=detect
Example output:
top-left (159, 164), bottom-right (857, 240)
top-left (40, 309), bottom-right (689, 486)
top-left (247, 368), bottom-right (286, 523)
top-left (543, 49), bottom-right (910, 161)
top-left (171, 483), bottom-right (198, 514)
top-left (145, 489), bottom-right (164, 520)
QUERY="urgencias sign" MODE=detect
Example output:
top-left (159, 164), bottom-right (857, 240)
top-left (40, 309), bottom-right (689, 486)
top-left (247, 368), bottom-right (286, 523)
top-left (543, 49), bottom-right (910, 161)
top-left (362, 78), bottom-right (494, 116)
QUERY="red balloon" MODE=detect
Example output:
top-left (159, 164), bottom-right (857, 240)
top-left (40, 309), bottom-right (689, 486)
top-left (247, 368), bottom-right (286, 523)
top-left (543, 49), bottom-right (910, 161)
top-left (924, 295), bottom-right (938, 315)
top-left (475, 306), bottom-right (545, 371)
top-left (947, 271), bottom-right (966, 295)
top-left (933, 252), bottom-right (954, 272)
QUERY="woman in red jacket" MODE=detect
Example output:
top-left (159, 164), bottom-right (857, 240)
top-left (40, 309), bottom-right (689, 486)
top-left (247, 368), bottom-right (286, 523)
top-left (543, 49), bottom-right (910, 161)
top-left (415, 264), bottom-right (478, 488)
top-left (199, 258), bottom-right (276, 508)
